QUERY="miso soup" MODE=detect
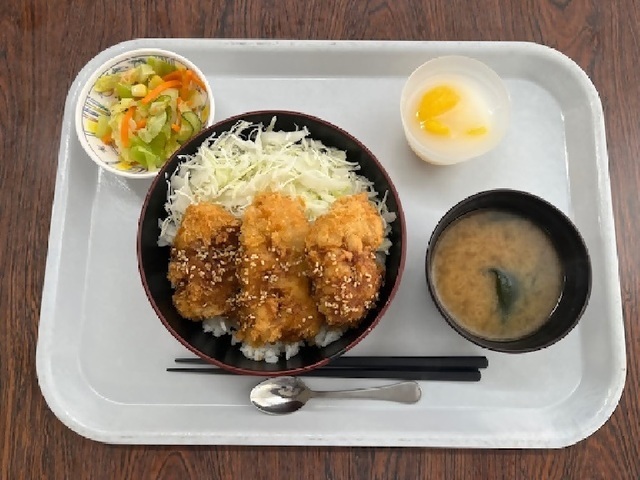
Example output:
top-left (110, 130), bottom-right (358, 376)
top-left (431, 209), bottom-right (563, 341)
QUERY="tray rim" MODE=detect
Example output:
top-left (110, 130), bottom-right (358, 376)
top-left (36, 38), bottom-right (626, 448)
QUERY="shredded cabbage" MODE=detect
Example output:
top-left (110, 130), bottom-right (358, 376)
top-left (158, 118), bottom-right (394, 247)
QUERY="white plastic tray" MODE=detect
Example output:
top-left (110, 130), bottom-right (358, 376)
top-left (37, 39), bottom-right (626, 447)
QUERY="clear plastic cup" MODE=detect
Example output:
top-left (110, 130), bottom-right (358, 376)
top-left (400, 56), bottom-right (510, 166)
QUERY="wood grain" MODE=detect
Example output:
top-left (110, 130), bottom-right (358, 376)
top-left (1, 0), bottom-right (638, 478)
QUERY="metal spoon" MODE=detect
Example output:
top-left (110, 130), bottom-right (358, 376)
top-left (250, 376), bottom-right (422, 415)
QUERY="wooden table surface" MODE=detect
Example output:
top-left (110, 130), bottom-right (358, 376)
top-left (2, 0), bottom-right (638, 478)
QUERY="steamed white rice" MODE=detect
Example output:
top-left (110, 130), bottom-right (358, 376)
top-left (203, 317), bottom-right (346, 364)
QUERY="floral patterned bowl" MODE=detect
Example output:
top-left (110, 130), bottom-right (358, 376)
top-left (74, 48), bottom-right (215, 179)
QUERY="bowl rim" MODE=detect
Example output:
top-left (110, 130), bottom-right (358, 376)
top-left (136, 109), bottom-right (407, 375)
top-left (424, 188), bottom-right (592, 353)
top-left (74, 47), bottom-right (215, 179)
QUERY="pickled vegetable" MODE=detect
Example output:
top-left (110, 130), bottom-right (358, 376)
top-left (93, 57), bottom-right (208, 171)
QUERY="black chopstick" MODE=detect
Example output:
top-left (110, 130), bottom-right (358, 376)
top-left (174, 355), bottom-right (488, 370)
top-left (322, 356), bottom-right (488, 370)
top-left (166, 366), bottom-right (482, 382)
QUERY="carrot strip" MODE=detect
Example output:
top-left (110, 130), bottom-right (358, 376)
top-left (101, 133), bottom-right (112, 145)
top-left (186, 69), bottom-right (207, 90)
top-left (136, 118), bottom-right (147, 129)
top-left (171, 123), bottom-right (181, 132)
top-left (141, 80), bottom-right (182, 104)
top-left (179, 69), bottom-right (190, 99)
top-left (162, 70), bottom-right (183, 82)
top-left (121, 106), bottom-right (136, 147)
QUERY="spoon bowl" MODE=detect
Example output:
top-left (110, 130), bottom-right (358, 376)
top-left (250, 376), bottom-right (421, 415)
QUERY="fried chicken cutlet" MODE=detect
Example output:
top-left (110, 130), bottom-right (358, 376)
top-left (167, 202), bottom-right (241, 321)
top-left (305, 193), bottom-right (384, 327)
top-left (235, 192), bottom-right (323, 346)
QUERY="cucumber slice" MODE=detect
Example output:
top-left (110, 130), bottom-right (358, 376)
top-left (182, 111), bottom-right (202, 133)
top-left (176, 121), bottom-right (193, 143)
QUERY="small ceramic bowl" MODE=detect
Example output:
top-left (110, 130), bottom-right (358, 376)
top-left (425, 189), bottom-right (591, 353)
top-left (400, 56), bottom-right (510, 166)
top-left (137, 110), bottom-right (407, 376)
top-left (75, 48), bottom-right (215, 179)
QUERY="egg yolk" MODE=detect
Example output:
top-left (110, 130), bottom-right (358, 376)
top-left (415, 85), bottom-right (488, 138)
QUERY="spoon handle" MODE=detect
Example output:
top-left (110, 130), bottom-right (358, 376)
top-left (312, 381), bottom-right (421, 404)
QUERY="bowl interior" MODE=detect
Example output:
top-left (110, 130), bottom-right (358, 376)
top-left (76, 49), bottom-right (214, 179)
top-left (425, 189), bottom-right (591, 353)
top-left (138, 111), bottom-right (406, 374)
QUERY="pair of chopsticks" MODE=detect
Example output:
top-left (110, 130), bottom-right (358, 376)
top-left (167, 356), bottom-right (488, 381)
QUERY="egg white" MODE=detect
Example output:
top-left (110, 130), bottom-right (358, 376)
top-left (405, 74), bottom-right (499, 159)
